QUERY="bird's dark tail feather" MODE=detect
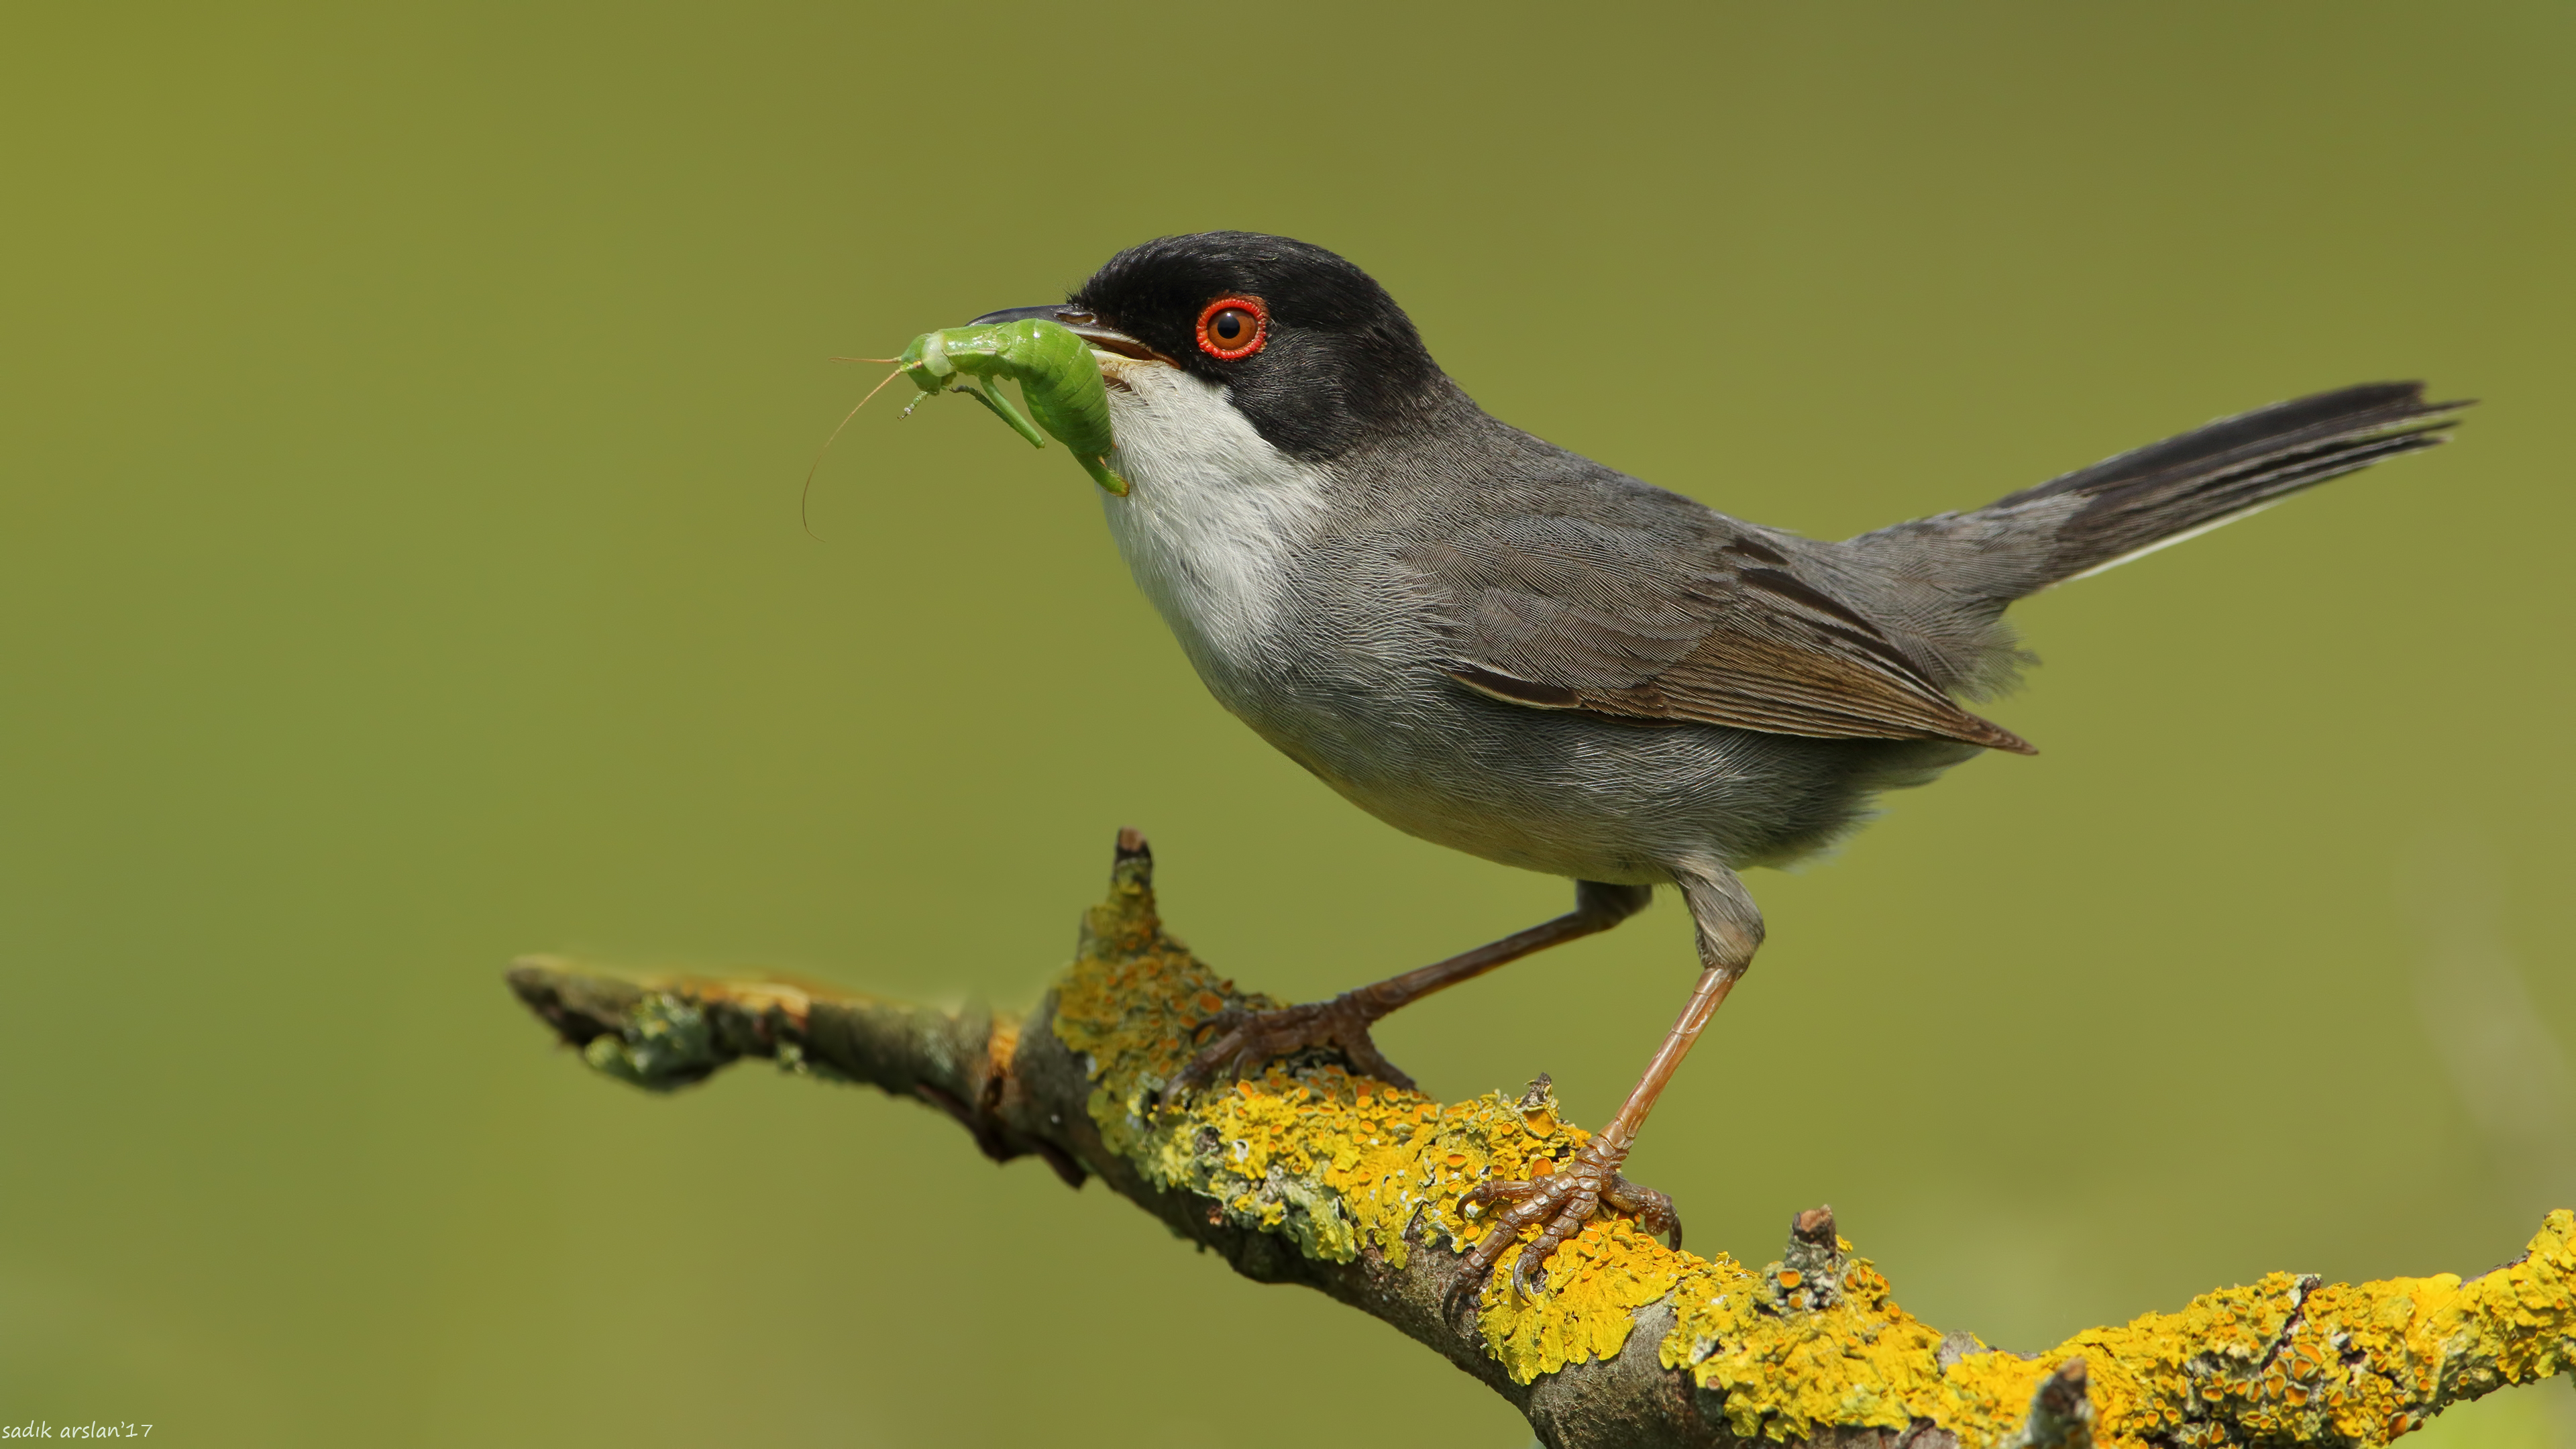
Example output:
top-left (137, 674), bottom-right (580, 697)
top-left (1989, 381), bottom-right (2469, 588)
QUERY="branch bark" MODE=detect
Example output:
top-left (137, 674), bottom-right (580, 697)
top-left (505, 830), bottom-right (2576, 1449)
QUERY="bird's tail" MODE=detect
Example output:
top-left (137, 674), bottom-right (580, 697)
top-left (1834, 382), bottom-right (2468, 698)
top-left (1982, 380), bottom-right (2467, 589)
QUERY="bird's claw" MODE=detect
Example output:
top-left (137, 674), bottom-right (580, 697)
top-left (1162, 991), bottom-right (1417, 1099)
top-left (1448, 1134), bottom-right (1680, 1314)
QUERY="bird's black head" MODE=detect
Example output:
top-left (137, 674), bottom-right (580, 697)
top-left (973, 232), bottom-right (1448, 462)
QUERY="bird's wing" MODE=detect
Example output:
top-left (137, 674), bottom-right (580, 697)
top-left (1406, 513), bottom-right (2034, 753)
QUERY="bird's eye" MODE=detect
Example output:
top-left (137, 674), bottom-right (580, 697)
top-left (1195, 296), bottom-right (1269, 360)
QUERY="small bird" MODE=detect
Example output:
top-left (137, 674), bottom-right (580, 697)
top-left (961, 231), bottom-right (2462, 1295)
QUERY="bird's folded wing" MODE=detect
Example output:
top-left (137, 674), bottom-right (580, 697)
top-left (1408, 514), bottom-right (2033, 753)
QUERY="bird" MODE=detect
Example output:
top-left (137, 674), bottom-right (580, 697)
top-left (957, 231), bottom-right (2463, 1297)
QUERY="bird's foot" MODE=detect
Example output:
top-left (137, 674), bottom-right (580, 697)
top-left (1452, 1132), bottom-right (1680, 1307)
top-left (1165, 991), bottom-right (1416, 1097)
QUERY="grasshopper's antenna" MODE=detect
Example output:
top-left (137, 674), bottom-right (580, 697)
top-left (802, 364), bottom-right (907, 539)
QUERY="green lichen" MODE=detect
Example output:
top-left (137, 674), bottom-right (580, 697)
top-left (774, 1036), bottom-right (855, 1085)
top-left (569, 976), bottom-right (852, 1091)
top-left (582, 991), bottom-right (716, 1089)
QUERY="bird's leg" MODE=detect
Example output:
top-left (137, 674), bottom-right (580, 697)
top-left (1454, 865), bottom-right (1762, 1304)
top-left (1165, 880), bottom-right (1653, 1098)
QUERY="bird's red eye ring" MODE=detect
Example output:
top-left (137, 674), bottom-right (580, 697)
top-left (1195, 296), bottom-right (1269, 360)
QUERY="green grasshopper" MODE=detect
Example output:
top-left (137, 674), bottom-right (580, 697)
top-left (896, 317), bottom-right (1128, 496)
top-left (821, 318), bottom-right (1127, 506)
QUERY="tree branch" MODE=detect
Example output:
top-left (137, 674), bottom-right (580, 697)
top-left (504, 830), bottom-right (2576, 1449)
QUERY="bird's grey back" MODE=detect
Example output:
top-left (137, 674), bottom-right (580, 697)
top-left (1322, 378), bottom-right (2461, 710)
top-left (1312, 385), bottom-right (2034, 724)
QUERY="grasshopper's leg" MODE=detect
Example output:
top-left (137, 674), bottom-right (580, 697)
top-left (1075, 452), bottom-right (1128, 496)
top-left (958, 378), bottom-right (1048, 449)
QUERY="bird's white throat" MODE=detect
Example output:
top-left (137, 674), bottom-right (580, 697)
top-left (1095, 361), bottom-right (1328, 692)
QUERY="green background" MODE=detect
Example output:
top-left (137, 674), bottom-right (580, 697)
top-left (3, 3), bottom-right (2570, 1445)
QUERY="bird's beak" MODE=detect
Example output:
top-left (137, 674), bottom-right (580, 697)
top-left (967, 304), bottom-right (1171, 365)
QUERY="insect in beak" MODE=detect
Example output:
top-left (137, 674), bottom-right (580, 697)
top-left (864, 314), bottom-right (1136, 500)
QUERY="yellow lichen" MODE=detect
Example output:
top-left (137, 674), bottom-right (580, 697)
top-left (1050, 860), bottom-right (1709, 1378)
top-left (1660, 1244), bottom-right (1952, 1440)
top-left (1660, 1214), bottom-right (2576, 1447)
top-left (1049, 863), bottom-right (2576, 1438)
top-left (1945, 1216), bottom-right (2576, 1449)
top-left (1473, 1216), bottom-right (1696, 1381)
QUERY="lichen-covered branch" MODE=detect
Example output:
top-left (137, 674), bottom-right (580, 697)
top-left (504, 832), bottom-right (2576, 1449)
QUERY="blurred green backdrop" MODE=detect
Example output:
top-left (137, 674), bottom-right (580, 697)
top-left (3, 3), bottom-right (2570, 1445)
